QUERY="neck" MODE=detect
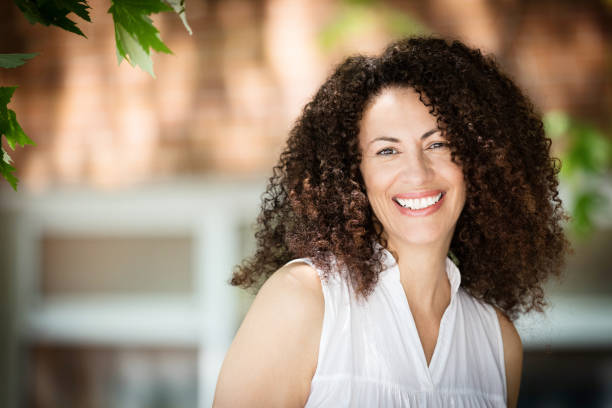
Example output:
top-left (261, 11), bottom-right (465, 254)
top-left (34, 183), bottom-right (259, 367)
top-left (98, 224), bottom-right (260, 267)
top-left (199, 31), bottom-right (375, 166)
top-left (386, 236), bottom-right (452, 314)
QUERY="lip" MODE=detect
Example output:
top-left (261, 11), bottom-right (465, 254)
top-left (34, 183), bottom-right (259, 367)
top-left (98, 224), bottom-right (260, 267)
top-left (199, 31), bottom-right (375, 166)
top-left (393, 189), bottom-right (445, 199)
top-left (393, 192), bottom-right (445, 217)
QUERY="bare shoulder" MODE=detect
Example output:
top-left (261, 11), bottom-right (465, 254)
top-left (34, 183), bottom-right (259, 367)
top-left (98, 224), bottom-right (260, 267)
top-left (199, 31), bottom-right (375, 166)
top-left (213, 261), bottom-right (324, 408)
top-left (494, 307), bottom-right (523, 408)
top-left (273, 260), bottom-right (325, 296)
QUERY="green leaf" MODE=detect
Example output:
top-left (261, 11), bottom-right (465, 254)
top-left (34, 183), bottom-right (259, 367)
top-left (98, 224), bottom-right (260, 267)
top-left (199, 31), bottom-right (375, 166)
top-left (14, 0), bottom-right (91, 37)
top-left (164, 0), bottom-right (192, 35)
top-left (1, 147), bottom-right (18, 191)
top-left (115, 23), bottom-right (155, 76)
top-left (57, 0), bottom-right (91, 21)
top-left (0, 87), bottom-right (18, 137)
top-left (0, 86), bottom-right (35, 191)
top-left (5, 110), bottom-right (35, 150)
top-left (0, 86), bottom-right (17, 108)
top-left (112, 0), bottom-right (174, 15)
top-left (109, 0), bottom-right (173, 76)
top-left (0, 53), bottom-right (38, 69)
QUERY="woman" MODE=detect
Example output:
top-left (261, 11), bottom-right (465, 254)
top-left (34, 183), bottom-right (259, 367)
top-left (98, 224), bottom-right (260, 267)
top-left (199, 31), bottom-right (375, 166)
top-left (213, 36), bottom-right (571, 407)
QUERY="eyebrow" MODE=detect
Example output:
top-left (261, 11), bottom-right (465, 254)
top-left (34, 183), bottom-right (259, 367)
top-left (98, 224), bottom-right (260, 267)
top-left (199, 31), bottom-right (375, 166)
top-left (368, 128), bottom-right (440, 145)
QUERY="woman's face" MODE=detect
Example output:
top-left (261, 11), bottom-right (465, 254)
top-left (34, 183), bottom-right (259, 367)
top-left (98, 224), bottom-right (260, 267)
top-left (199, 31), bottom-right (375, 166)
top-left (358, 86), bottom-right (466, 250)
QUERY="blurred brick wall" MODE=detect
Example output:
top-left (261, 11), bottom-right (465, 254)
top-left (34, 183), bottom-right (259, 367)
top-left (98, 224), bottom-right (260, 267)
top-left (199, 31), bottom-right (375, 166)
top-left (0, 0), bottom-right (610, 190)
top-left (407, 0), bottom-right (612, 123)
top-left (0, 0), bottom-right (334, 189)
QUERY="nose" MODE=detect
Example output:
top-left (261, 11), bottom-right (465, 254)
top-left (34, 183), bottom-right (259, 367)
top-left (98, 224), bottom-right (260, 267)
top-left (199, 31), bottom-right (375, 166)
top-left (398, 148), bottom-right (433, 186)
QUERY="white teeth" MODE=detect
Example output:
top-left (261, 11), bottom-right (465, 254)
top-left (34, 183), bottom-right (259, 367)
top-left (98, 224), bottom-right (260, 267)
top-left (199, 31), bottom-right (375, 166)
top-left (395, 193), bottom-right (443, 210)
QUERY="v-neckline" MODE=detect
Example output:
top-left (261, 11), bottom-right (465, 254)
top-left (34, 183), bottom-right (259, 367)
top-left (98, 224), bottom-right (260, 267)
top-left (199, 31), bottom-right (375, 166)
top-left (399, 279), bottom-right (450, 366)
top-left (392, 268), bottom-right (452, 379)
top-left (379, 247), bottom-right (461, 385)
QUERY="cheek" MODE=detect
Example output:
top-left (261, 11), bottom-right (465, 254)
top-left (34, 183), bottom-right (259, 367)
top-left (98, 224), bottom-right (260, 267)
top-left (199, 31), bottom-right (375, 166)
top-left (360, 163), bottom-right (386, 210)
top-left (448, 167), bottom-right (467, 202)
top-left (361, 163), bottom-right (390, 198)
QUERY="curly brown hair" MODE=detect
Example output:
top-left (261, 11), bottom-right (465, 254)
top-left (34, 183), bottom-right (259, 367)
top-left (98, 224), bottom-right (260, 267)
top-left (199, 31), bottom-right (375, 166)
top-left (230, 36), bottom-right (572, 321)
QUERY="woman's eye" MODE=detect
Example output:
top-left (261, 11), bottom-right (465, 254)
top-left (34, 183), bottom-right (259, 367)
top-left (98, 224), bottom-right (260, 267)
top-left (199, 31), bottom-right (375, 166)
top-left (428, 142), bottom-right (449, 150)
top-left (376, 147), bottom-right (398, 155)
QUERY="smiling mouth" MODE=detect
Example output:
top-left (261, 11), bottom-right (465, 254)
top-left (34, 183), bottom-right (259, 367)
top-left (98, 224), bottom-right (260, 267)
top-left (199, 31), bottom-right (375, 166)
top-left (393, 192), bottom-right (444, 210)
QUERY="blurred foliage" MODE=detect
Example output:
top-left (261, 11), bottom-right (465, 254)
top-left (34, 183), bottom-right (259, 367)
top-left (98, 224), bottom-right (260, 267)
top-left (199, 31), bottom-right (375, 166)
top-left (318, 0), bottom-right (428, 52)
top-left (544, 111), bottom-right (612, 238)
top-left (109, 0), bottom-right (174, 77)
top-left (0, 54), bottom-right (38, 191)
top-left (165, 0), bottom-right (191, 35)
top-left (0, 87), bottom-right (35, 191)
top-left (2, 0), bottom-right (191, 190)
top-left (0, 53), bottom-right (38, 69)
top-left (14, 0), bottom-right (91, 37)
top-left (12, 0), bottom-right (187, 76)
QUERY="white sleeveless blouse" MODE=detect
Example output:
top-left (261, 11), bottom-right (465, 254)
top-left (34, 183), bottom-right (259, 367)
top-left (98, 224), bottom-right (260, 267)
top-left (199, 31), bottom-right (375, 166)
top-left (286, 248), bottom-right (507, 407)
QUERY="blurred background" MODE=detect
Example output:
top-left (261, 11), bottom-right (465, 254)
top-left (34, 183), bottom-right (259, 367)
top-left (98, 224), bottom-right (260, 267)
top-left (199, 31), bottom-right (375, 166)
top-left (0, 0), bottom-right (611, 406)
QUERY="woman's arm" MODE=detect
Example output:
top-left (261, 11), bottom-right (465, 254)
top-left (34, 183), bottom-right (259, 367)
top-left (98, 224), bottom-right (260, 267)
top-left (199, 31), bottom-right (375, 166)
top-left (213, 262), bottom-right (324, 408)
top-left (495, 308), bottom-right (523, 408)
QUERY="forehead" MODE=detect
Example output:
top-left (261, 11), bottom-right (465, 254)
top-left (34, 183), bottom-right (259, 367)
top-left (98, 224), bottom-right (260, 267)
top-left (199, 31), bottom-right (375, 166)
top-left (359, 87), bottom-right (438, 140)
